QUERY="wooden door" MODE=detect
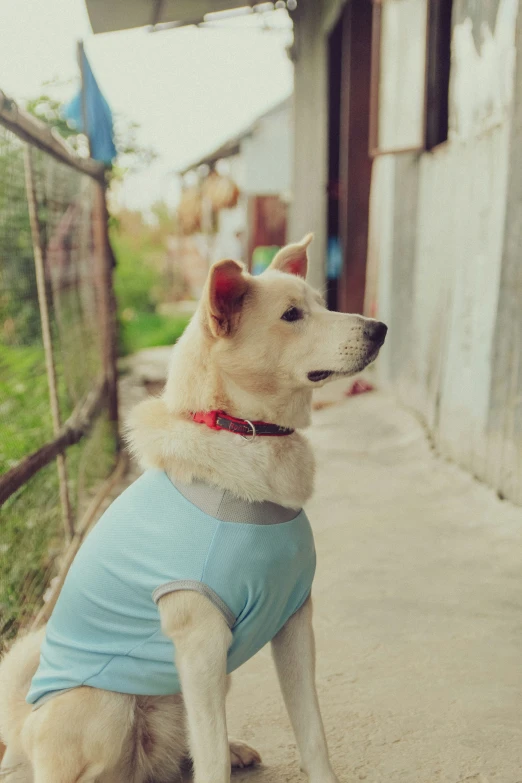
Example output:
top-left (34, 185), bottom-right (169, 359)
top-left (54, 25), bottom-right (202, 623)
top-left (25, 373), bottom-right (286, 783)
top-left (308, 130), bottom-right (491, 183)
top-left (337, 0), bottom-right (373, 315)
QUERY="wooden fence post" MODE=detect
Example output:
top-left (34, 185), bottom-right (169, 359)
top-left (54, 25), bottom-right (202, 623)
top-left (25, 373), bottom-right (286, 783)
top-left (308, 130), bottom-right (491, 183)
top-left (92, 181), bottom-right (120, 449)
top-left (24, 145), bottom-right (74, 542)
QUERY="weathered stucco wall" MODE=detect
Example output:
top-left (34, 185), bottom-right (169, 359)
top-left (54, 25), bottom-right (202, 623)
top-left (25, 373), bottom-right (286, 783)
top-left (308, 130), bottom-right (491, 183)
top-left (487, 0), bottom-right (522, 503)
top-left (374, 0), bottom-right (522, 502)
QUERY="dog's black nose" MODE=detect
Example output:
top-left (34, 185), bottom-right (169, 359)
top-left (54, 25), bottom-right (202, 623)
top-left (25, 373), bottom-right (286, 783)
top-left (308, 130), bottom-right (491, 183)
top-left (364, 320), bottom-right (388, 345)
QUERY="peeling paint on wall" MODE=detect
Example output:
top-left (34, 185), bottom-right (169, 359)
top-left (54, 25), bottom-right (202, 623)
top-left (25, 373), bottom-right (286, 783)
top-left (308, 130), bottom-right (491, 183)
top-left (450, 0), bottom-right (518, 138)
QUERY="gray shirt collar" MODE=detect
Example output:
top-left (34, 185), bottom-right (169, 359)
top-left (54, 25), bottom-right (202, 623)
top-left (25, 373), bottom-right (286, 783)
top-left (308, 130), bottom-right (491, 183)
top-left (168, 475), bottom-right (300, 525)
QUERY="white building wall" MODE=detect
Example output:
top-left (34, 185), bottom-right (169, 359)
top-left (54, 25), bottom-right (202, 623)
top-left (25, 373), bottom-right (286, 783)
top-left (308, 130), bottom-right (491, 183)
top-left (242, 105), bottom-right (293, 197)
top-left (290, 0), bottom-right (522, 501)
top-left (371, 0), bottom-right (521, 499)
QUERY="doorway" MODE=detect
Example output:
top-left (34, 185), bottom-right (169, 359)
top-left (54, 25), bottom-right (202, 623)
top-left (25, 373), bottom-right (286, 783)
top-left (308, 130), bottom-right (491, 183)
top-left (326, 0), bottom-right (373, 314)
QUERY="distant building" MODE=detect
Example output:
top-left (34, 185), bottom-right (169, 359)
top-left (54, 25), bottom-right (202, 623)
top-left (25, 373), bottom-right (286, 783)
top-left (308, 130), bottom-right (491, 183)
top-left (177, 96), bottom-right (292, 281)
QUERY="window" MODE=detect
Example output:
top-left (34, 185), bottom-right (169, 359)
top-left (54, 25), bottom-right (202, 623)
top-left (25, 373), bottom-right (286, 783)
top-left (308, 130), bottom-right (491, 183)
top-left (370, 0), bottom-right (453, 155)
top-left (425, 0), bottom-right (452, 148)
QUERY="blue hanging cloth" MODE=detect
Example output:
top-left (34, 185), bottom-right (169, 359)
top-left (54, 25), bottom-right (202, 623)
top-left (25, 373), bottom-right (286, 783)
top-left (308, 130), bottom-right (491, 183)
top-left (63, 47), bottom-right (117, 166)
top-left (327, 236), bottom-right (343, 280)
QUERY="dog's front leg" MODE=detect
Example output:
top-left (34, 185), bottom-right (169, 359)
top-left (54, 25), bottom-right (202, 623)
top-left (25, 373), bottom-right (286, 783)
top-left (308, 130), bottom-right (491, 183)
top-left (159, 590), bottom-right (232, 783)
top-left (272, 595), bottom-right (339, 783)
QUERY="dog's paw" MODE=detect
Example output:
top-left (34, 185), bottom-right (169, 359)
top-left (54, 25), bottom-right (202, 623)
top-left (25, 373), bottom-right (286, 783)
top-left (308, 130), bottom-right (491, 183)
top-left (229, 739), bottom-right (262, 769)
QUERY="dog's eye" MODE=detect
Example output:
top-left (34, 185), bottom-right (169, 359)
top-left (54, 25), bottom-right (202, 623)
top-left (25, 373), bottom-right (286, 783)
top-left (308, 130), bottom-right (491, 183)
top-left (281, 306), bottom-right (303, 322)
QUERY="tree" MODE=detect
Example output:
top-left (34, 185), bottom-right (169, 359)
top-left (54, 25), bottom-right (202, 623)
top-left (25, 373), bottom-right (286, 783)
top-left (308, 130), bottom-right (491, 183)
top-left (25, 84), bottom-right (157, 178)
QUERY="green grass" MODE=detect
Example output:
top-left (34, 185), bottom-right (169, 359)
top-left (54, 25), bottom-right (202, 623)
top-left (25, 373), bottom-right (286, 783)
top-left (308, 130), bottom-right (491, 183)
top-left (0, 344), bottom-right (115, 644)
top-left (111, 230), bottom-right (190, 356)
top-left (0, 344), bottom-right (53, 473)
top-left (119, 311), bottom-right (190, 355)
top-left (112, 232), bottom-right (159, 315)
top-left (0, 462), bottom-right (62, 640)
top-left (0, 415), bottom-right (115, 643)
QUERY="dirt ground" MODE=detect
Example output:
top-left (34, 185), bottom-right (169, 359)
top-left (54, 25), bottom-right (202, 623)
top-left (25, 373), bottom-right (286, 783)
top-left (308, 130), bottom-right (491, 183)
top-left (122, 351), bottom-right (522, 783)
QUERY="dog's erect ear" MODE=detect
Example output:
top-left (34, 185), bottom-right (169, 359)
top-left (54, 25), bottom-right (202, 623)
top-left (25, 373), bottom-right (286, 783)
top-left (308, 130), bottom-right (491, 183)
top-left (206, 259), bottom-right (249, 337)
top-left (267, 233), bottom-right (313, 278)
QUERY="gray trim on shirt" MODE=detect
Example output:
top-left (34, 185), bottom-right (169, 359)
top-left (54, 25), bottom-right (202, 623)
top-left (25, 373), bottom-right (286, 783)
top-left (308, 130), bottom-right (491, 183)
top-left (152, 580), bottom-right (236, 628)
top-left (167, 475), bottom-right (300, 525)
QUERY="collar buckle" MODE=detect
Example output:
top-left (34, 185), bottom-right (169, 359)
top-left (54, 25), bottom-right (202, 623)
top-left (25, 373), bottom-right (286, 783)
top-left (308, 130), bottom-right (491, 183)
top-left (240, 420), bottom-right (256, 442)
top-left (191, 410), bottom-right (294, 438)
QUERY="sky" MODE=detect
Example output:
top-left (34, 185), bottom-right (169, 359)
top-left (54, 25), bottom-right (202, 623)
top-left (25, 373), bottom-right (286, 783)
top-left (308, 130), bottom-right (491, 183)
top-left (0, 0), bottom-right (294, 211)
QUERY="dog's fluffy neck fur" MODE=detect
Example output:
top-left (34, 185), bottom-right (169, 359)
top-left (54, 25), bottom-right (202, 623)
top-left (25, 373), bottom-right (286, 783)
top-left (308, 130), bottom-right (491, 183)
top-left (126, 317), bottom-right (316, 510)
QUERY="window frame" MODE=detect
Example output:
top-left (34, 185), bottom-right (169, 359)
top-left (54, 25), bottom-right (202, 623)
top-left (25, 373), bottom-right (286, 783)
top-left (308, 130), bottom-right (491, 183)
top-left (369, 0), bottom-right (452, 157)
top-left (424, 0), bottom-right (453, 150)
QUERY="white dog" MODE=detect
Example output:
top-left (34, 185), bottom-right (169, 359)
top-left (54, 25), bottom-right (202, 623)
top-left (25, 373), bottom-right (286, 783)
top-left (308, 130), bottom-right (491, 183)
top-left (0, 234), bottom-right (386, 783)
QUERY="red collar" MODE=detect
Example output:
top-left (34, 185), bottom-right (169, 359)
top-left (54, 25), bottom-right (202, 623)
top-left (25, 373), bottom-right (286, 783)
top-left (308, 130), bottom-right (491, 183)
top-left (192, 410), bottom-right (294, 440)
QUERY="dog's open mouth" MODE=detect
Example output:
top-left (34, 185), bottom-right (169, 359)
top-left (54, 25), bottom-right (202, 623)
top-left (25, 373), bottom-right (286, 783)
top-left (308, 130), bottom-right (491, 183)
top-left (307, 371), bottom-right (333, 382)
top-left (308, 346), bottom-right (384, 383)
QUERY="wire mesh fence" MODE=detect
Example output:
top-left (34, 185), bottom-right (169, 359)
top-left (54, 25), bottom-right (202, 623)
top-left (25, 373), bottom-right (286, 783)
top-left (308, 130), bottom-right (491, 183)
top-left (0, 96), bottom-right (119, 648)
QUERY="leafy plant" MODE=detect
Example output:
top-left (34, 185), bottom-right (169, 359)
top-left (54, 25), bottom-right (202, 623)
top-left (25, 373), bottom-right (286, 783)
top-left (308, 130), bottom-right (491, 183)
top-left (25, 88), bottom-right (157, 178)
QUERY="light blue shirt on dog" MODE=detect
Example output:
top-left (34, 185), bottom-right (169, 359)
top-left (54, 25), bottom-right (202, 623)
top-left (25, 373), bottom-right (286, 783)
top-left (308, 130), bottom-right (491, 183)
top-left (27, 469), bottom-right (316, 706)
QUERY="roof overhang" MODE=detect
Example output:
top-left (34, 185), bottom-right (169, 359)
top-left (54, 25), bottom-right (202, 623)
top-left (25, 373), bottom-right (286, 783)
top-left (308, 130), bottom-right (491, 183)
top-left (178, 95), bottom-right (292, 174)
top-left (85, 1), bottom-right (276, 34)
top-left (179, 138), bottom-right (242, 176)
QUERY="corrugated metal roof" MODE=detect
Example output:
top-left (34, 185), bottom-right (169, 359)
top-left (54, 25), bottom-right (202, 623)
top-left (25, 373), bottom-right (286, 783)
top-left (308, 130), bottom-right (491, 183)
top-left (86, 1), bottom-right (268, 34)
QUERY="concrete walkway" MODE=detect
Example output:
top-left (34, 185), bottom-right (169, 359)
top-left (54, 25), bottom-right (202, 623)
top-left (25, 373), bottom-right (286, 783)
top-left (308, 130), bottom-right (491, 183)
top-left (120, 352), bottom-right (522, 783)
top-left (226, 384), bottom-right (522, 783)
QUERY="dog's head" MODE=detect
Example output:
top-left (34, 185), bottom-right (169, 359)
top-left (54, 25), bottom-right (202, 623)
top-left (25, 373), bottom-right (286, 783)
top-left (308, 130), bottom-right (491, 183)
top-left (130, 234), bottom-right (387, 476)
top-left (196, 233), bottom-right (387, 396)
top-left (128, 235), bottom-right (386, 500)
